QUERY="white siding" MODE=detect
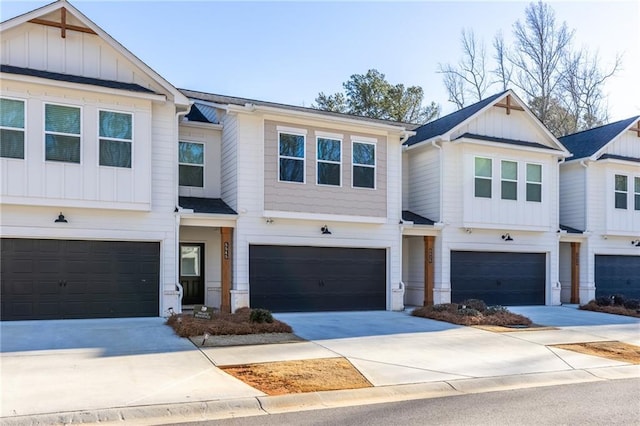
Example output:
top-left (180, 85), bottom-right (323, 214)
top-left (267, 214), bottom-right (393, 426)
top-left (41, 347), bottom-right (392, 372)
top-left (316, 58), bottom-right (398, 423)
top-left (407, 145), bottom-right (440, 221)
top-left (559, 162), bottom-right (586, 230)
top-left (220, 112), bottom-right (238, 210)
top-left (602, 130), bottom-right (640, 159)
top-left (178, 124), bottom-right (222, 198)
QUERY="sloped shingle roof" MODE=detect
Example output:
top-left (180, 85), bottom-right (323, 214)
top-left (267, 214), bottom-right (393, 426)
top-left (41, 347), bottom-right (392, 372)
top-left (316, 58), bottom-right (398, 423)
top-left (178, 197), bottom-right (237, 215)
top-left (185, 102), bottom-right (219, 124)
top-left (402, 210), bottom-right (436, 225)
top-left (404, 91), bottom-right (508, 146)
top-left (558, 116), bottom-right (639, 160)
top-left (1, 64), bottom-right (154, 93)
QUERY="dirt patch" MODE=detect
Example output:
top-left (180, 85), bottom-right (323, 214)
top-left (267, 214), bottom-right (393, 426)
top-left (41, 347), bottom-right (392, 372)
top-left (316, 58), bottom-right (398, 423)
top-left (190, 333), bottom-right (304, 347)
top-left (551, 341), bottom-right (640, 364)
top-left (221, 357), bottom-right (372, 395)
top-left (474, 325), bottom-right (558, 333)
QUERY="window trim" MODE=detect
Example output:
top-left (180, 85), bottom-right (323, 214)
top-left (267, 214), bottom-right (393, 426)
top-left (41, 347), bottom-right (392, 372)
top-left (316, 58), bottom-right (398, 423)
top-left (500, 159), bottom-right (518, 201)
top-left (316, 135), bottom-right (342, 187)
top-left (351, 139), bottom-right (376, 190)
top-left (97, 108), bottom-right (134, 169)
top-left (179, 140), bottom-right (205, 188)
top-left (43, 102), bottom-right (82, 164)
top-left (614, 174), bottom-right (628, 210)
top-left (277, 130), bottom-right (306, 184)
top-left (474, 156), bottom-right (492, 199)
top-left (0, 96), bottom-right (26, 160)
top-left (635, 176), bottom-right (640, 211)
top-left (525, 162), bottom-right (543, 203)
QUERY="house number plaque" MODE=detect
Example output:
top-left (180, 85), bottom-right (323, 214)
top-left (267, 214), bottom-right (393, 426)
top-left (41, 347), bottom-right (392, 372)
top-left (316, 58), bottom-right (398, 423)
top-left (224, 242), bottom-right (229, 259)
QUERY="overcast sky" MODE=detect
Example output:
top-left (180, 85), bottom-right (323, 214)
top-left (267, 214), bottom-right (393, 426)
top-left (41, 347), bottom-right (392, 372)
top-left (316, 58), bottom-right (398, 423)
top-left (2, 0), bottom-right (638, 121)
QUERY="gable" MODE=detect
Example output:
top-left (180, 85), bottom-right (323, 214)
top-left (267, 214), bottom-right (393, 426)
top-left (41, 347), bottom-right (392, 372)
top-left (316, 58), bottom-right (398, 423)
top-left (599, 124), bottom-right (640, 161)
top-left (559, 116), bottom-right (640, 161)
top-left (1, 1), bottom-right (188, 106)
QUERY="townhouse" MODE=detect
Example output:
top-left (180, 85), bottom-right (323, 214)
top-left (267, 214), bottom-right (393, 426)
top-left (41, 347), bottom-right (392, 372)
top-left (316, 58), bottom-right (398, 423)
top-left (558, 117), bottom-right (640, 302)
top-left (1, 1), bottom-right (637, 321)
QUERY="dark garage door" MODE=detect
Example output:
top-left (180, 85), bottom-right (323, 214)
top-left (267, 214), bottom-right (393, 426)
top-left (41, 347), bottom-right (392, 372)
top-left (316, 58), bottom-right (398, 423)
top-left (595, 255), bottom-right (640, 299)
top-left (249, 245), bottom-right (386, 312)
top-left (1, 238), bottom-right (160, 321)
top-left (451, 251), bottom-right (546, 305)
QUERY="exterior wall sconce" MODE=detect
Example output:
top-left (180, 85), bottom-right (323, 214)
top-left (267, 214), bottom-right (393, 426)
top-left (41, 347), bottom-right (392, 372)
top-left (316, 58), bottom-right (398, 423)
top-left (54, 212), bottom-right (68, 223)
top-left (632, 240), bottom-right (640, 247)
top-left (464, 228), bottom-right (472, 234)
top-left (321, 225), bottom-right (332, 235)
top-left (265, 217), bottom-right (274, 224)
top-left (501, 233), bottom-right (513, 241)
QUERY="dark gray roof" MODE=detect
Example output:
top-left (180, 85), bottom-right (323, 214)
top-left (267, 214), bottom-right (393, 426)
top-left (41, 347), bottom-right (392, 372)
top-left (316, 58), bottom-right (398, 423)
top-left (560, 224), bottom-right (583, 234)
top-left (185, 102), bottom-right (219, 124)
top-left (178, 197), bottom-right (237, 215)
top-left (179, 88), bottom-right (419, 129)
top-left (455, 133), bottom-right (553, 151)
top-left (1, 64), bottom-right (154, 93)
top-left (402, 210), bottom-right (436, 225)
top-left (558, 116), bottom-right (639, 160)
top-left (404, 91), bottom-right (508, 146)
top-left (597, 154), bottom-right (640, 163)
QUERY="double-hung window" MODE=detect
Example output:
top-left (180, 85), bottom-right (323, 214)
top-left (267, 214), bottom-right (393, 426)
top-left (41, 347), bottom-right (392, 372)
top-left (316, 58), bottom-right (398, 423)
top-left (635, 177), bottom-right (640, 211)
top-left (99, 110), bottom-right (132, 168)
top-left (279, 132), bottom-right (305, 183)
top-left (501, 160), bottom-right (517, 200)
top-left (615, 174), bottom-right (627, 209)
top-left (179, 141), bottom-right (204, 187)
top-left (317, 137), bottom-right (341, 186)
top-left (526, 163), bottom-right (542, 202)
top-left (45, 103), bottom-right (81, 163)
top-left (474, 157), bottom-right (492, 198)
top-left (0, 98), bottom-right (25, 159)
top-left (352, 141), bottom-right (375, 188)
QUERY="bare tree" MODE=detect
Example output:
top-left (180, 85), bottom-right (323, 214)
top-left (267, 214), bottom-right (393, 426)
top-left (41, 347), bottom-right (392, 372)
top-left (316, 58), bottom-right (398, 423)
top-left (492, 31), bottom-right (513, 91)
top-left (509, 1), bottom-right (574, 126)
top-left (438, 29), bottom-right (492, 109)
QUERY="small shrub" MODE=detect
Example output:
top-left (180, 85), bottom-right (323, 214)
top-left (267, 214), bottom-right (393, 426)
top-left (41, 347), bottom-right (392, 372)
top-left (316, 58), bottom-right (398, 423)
top-left (611, 294), bottom-right (626, 306)
top-left (460, 299), bottom-right (487, 312)
top-left (432, 303), bottom-right (457, 312)
top-left (485, 305), bottom-right (509, 315)
top-left (458, 308), bottom-right (481, 317)
top-left (623, 299), bottom-right (640, 310)
top-left (595, 296), bottom-right (611, 306)
top-left (249, 308), bottom-right (274, 324)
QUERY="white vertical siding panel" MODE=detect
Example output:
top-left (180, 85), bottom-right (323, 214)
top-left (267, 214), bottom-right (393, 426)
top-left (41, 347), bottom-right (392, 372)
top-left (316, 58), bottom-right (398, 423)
top-left (407, 146), bottom-right (440, 221)
top-left (559, 163), bottom-right (585, 230)
top-left (221, 113), bottom-right (238, 210)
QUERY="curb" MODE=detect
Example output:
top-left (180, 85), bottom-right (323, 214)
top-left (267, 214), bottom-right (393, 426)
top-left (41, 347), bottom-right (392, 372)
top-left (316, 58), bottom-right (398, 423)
top-left (2, 366), bottom-right (638, 425)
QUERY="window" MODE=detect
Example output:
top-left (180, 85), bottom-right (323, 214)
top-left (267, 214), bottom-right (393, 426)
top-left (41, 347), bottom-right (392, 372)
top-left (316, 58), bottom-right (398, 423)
top-left (635, 177), bottom-right (640, 211)
top-left (474, 157), bottom-right (492, 198)
top-left (317, 137), bottom-right (341, 186)
top-left (279, 132), bottom-right (305, 183)
top-left (0, 98), bottom-right (25, 159)
top-left (526, 163), bottom-right (542, 202)
top-left (352, 141), bottom-right (375, 188)
top-left (99, 110), bottom-right (132, 168)
top-left (179, 141), bottom-right (204, 187)
top-left (615, 174), bottom-right (627, 209)
top-left (45, 103), bottom-right (81, 163)
top-left (501, 160), bottom-right (517, 200)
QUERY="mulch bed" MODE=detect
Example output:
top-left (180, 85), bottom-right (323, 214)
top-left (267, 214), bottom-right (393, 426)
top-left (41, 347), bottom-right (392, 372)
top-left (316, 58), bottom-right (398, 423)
top-left (412, 304), bottom-right (532, 327)
top-left (579, 302), bottom-right (640, 318)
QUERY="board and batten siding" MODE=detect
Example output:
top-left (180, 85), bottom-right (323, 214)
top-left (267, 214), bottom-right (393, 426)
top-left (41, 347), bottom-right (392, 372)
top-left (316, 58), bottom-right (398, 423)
top-left (220, 112), bottom-right (238, 211)
top-left (263, 120), bottom-right (387, 218)
top-left (1, 22), bottom-right (166, 94)
top-left (559, 162), bottom-right (586, 231)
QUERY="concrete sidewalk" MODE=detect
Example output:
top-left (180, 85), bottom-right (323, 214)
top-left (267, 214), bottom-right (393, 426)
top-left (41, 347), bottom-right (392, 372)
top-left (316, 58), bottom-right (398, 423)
top-left (1, 306), bottom-right (639, 425)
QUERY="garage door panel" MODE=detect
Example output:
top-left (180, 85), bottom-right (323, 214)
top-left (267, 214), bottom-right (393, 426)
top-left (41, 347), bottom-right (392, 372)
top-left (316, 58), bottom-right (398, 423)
top-left (595, 255), bottom-right (640, 299)
top-left (451, 251), bottom-right (545, 306)
top-left (1, 238), bottom-right (160, 320)
top-left (250, 245), bottom-right (386, 312)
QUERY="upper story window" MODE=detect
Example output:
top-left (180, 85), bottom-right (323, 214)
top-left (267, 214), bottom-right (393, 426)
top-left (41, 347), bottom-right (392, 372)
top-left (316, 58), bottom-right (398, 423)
top-left (635, 177), bottom-right (640, 211)
top-left (501, 160), bottom-right (517, 200)
top-left (99, 110), bottom-right (132, 168)
top-left (474, 157), bottom-right (492, 198)
top-left (352, 141), bottom-right (375, 189)
top-left (179, 141), bottom-right (204, 187)
top-left (0, 97), bottom-right (25, 159)
top-left (279, 132), bottom-right (305, 183)
top-left (614, 174), bottom-right (627, 209)
top-left (45, 103), bottom-right (81, 163)
top-left (526, 163), bottom-right (542, 202)
top-left (317, 137), bottom-right (341, 186)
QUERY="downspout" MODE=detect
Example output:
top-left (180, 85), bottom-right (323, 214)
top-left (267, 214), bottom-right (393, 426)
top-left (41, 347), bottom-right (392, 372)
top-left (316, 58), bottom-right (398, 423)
top-left (173, 103), bottom-right (192, 313)
top-left (431, 139), bottom-right (443, 223)
top-left (579, 160), bottom-right (589, 233)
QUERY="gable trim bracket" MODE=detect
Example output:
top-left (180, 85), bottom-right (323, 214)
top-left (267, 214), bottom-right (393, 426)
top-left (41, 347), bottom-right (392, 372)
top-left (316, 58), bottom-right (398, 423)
top-left (28, 7), bottom-right (97, 38)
